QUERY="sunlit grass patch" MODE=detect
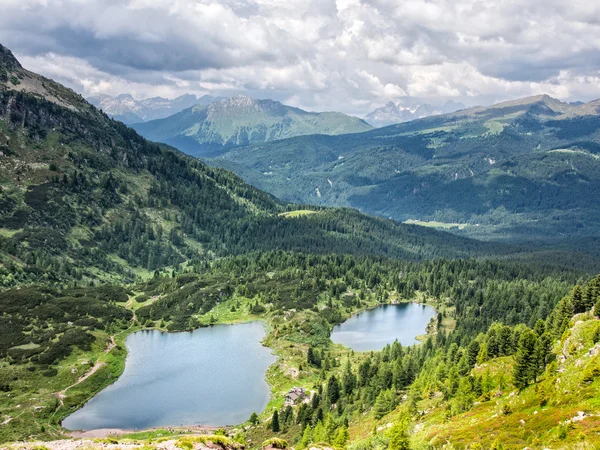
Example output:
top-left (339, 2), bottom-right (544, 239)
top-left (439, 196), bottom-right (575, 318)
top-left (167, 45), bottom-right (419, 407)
top-left (278, 210), bottom-right (319, 218)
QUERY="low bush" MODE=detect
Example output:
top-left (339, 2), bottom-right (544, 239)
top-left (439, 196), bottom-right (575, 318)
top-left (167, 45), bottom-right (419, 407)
top-left (263, 437), bottom-right (289, 449)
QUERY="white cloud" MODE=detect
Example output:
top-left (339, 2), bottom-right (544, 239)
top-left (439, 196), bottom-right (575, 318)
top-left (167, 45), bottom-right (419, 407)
top-left (1, 0), bottom-right (600, 115)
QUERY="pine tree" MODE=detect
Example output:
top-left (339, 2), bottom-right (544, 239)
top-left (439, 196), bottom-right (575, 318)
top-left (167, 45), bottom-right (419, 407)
top-left (535, 332), bottom-right (554, 375)
top-left (467, 340), bottom-right (480, 367)
top-left (313, 421), bottom-right (328, 443)
top-left (572, 286), bottom-right (586, 314)
top-left (326, 374), bottom-right (340, 404)
top-left (307, 347), bottom-right (321, 367)
top-left (476, 343), bottom-right (489, 365)
top-left (249, 412), bottom-right (259, 425)
top-left (533, 319), bottom-right (546, 336)
top-left (284, 405), bottom-right (294, 425)
top-left (388, 419), bottom-right (410, 450)
top-left (332, 425), bottom-right (349, 447)
top-left (271, 410), bottom-right (280, 432)
top-left (374, 389), bottom-right (396, 419)
top-left (297, 425), bottom-right (312, 450)
top-left (584, 277), bottom-right (599, 310)
top-left (454, 377), bottom-right (475, 412)
top-left (343, 361), bottom-right (356, 395)
top-left (513, 330), bottom-right (539, 390)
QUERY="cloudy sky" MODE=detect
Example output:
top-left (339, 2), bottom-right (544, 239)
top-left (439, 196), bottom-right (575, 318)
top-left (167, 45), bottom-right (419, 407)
top-left (2, 0), bottom-right (600, 116)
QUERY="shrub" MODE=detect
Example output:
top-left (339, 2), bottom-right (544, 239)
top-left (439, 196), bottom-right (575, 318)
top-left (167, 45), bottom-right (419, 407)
top-left (208, 435), bottom-right (236, 448)
top-left (558, 425), bottom-right (568, 440)
top-left (582, 366), bottom-right (600, 383)
top-left (42, 367), bottom-right (58, 377)
top-left (263, 438), bottom-right (289, 449)
top-left (176, 441), bottom-right (193, 450)
top-left (176, 435), bottom-right (237, 449)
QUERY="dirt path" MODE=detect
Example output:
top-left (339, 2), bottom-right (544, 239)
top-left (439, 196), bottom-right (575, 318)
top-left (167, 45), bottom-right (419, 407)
top-left (53, 334), bottom-right (117, 410)
top-left (57, 362), bottom-right (106, 404)
top-left (106, 335), bottom-right (116, 353)
top-left (53, 310), bottom-right (138, 413)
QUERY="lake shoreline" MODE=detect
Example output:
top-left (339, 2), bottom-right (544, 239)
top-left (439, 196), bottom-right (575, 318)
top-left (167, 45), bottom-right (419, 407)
top-left (68, 424), bottom-right (225, 439)
top-left (57, 295), bottom-right (445, 437)
top-left (62, 322), bottom-right (275, 431)
top-left (330, 302), bottom-right (437, 351)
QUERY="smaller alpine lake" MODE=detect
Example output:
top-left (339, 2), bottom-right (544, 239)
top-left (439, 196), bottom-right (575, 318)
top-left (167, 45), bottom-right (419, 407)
top-left (62, 322), bottom-right (276, 431)
top-left (330, 303), bottom-right (437, 351)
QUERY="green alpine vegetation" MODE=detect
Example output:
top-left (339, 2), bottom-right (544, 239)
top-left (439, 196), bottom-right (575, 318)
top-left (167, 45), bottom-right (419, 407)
top-left (0, 249), bottom-right (589, 444)
top-left (2, 251), bottom-right (597, 448)
top-left (1, 42), bottom-right (600, 450)
top-left (205, 94), bottom-right (600, 242)
top-left (0, 43), bottom-right (513, 289)
top-left (131, 94), bottom-right (373, 157)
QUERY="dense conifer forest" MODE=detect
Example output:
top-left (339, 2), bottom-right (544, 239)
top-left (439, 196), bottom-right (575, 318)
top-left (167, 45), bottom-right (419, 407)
top-left (1, 44), bottom-right (599, 449)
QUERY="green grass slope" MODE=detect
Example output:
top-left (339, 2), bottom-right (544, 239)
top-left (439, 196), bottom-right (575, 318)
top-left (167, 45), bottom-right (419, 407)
top-left (410, 312), bottom-right (600, 449)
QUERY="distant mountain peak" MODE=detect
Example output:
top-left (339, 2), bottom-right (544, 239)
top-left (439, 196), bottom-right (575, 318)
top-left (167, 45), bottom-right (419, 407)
top-left (87, 93), bottom-right (219, 124)
top-left (364, 98), bottom-right (465, 127)
top-left (132, 95), bottom-right (372, 157)
top-left (203, 95), bottom-right (289, 117)
top-left (490, 94), bottom-right (572, 115)
top-left (492, 94), bottom-right (558, 107)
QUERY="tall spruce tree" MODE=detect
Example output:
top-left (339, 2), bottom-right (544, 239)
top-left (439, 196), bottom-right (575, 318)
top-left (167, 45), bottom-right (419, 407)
top-left (572, 286), bottom-right (586, 314)
top-left (513, 330), bottom-right (539, 390)
top-left (327, 374), bottom-right (341, 404)
top-left (271, 410), bottom-right (280, 432)
top-left (343, 360), bottom-right (356, 395)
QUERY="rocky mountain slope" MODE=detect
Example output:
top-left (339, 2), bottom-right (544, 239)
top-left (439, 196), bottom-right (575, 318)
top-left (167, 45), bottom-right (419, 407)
top-left (131, 95), bottom-right (373, 157)
top-left (207, 94), bottom-right (600, 242)
top-left (88, 93), bottom-right (217, 124)
top-left (364, 99), bottom-right (465, 127)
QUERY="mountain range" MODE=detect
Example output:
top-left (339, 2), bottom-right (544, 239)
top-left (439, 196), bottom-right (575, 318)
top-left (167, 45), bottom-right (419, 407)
top-left (363, 99), bottom-right (466, 127)
top-left (205, 94), bottom-right (600, 242)
top-left (0, 43), bottom-right (503, 288)
top-left (88, 93), bottom-right (218, 124)
top-left (131, 95), bottom-right (373, 157)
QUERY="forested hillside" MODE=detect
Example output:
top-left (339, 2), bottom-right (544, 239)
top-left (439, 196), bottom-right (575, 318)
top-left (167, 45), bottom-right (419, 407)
top-left (1, 43), bottom-right (600, 450)
top-left (2, 250), bottom-right (596, 447)
top-left (349, 275), bottom-right (600, 449)
top-left (207, 95), bottom-right (600, 241)
top-left (0, 44), bottom-right (506, 288)
top-left (0, 249), bottom-right (589, 443)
